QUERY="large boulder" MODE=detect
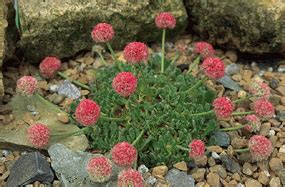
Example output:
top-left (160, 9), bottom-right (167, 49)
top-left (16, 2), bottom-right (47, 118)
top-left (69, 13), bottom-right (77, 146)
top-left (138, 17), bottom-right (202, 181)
top-left (18, 0), bottom-right (188, 62)
top-left (186, 0), bottom-right (285, 54)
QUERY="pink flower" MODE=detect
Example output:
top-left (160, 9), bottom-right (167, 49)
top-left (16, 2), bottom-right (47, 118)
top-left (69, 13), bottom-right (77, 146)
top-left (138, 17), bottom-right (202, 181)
top-left (249, 80), bottom-right (270, 99)
top-left (202, 57), bottom-right (225, 79)
top-left (188, 139), bottom-right (206, 159)
top-left (193, 42), bottom-right (215, 59)
top-left (213, 97), bottom-right (234, 118)
top-left (111, 142), bottom-right (137, 167)
top-left (112, 72), bottom-right (137, 97)
top-left (16, 76), bottom-right (37, 96)
top-left (253, 98), bottom-right (275, 118)
top-left (118, 169), bottom-right (144, 187)
top-left (123, 42), bottom-right (149, 64)
top-left (91, 23), bottom-right (115, 43)
top-left (155, 12), bottom-right (176, 29)
top-left (39, 56), bottom-right (61, 78)
top-left (86, 156), bottom-right (112, 183)
top-left (244, 114), bottom-right (261, 133)
top-left (75, 99), bottom-right (101, 126)
top-left (27, 123), bottom-right (50, 149)
top-left (248, 135), bottom-right (273, 161)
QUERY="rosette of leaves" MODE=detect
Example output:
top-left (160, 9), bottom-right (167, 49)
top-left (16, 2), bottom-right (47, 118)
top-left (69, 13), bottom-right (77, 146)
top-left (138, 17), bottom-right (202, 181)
top-left (71, 54), bottom-right (217, 167)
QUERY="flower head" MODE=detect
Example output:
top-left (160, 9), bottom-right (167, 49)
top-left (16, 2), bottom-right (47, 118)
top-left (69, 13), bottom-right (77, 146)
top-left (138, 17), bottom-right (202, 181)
top-left (248, 135), bottom-right (273, 161)
top-left (202, 57), bottom-right (225, 79)
top-left (39, 56), bottom-right (61, 78)
top-left (193, 42), bottom-right (215, 59)
top-left (253, 98), bottom-right (275, 118)
top-left (112, 72), bottom-right (137, 97)
top-left (91, 23), bottom-right (115, 43)
top-left (123, 42), bottom-right (148, 64)
top-left (16, 76), bottom-right (37, 96)
top-left (111, 142), bottom-right (137, 167)
top-left (86, 156), bottom-right (112, 183)
top-left (249, 80), bottom-right (270, 99)
top-left (118, 169), bottom-right (144, 187)
top-left (27, 123), bottom-right (50, 149)
top-left (75, 99), bottom-right (101, 126)
top-left (213, 97), bottom-right (234, 118)
top-left (244, 114), bottom-right (261, 133)
top-left (188, 139), bottom-right (205, 159)
top-left (155, 12), bottom-right (176, 29)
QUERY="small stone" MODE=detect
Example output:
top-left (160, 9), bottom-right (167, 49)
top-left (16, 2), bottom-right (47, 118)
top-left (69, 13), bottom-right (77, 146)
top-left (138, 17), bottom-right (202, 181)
top-left (49, 85), bottom-right (58, 93)
top-left (57, 80), bottom-right (81, 99)
top-left (245, 179), bottom-right (262, 187)
top-left (231, 173), bottom-right (240, 181)
top-left (138, 164), bottom-right (149, 174)
top-left (242, 162), bottom-right (253, 176)
top-left (210, 165), bottom-right (227, 179)
top-left (211, 152), bottom-right (220, 160)
top-left (80, 90), bottom-right (90, 96)
top-left (37, 81), bottom-right (48, 90)
top-left (269, 130), bottom-right (276, 136)
top-left (53, 94), bottom-right (65, 105)
top-left (152, 165), bottom-right (168, 177)
top-left (276, 86), bottom-right (285, 96)
top-left (208, 146), bottom-right (223, 153)
top-left (210, 131), bottom-right (230, 148)
top-left (208, 157), bottom-right (216, 167)
top-left (52, 180), bottom-right (61, 187)
top-left (269, 177), bottom-right (282, 187)
top-left (259, 123), bottom-right (271, 136)
top-left (238, 90), bottom-right (247, 98)
top-left (145, 176), bottom-right (157, 186)
top-left (269, 79), bottom-right (279, 89)
top-left (279, 169), bottom-right (285, 185)
top-left (269, 158), bottom-right (283, 172)
top-left (192, 168), bottom-right (205, 182)
top-left (225, 50), bottom-right (238, 63)
top-left (165, 169), bottom-right (195, 187)
top-left (277, 110), bottom-right (285, 121)
top-left (57, 113), bottom-right (69, 124)
top-left (217, 75), bottom-right (242, 91)
top-left (258, 172), bottom-right (269, 185)
top-left (221, 155), bottom-right (241, 173)
top-left (242, 70), bottom-right (252, 82)
top-left (206, 172), bottom-right (220, 187)
top-left (279, 145), bottom-right (285, 153)
top-left (154, 179), bottom-right (170, 187)
top-left (225, 64), bottom-right (240, 75)
top-left (232, 74), bottom-right (242, 82)
top-left (194, 155), bottom-right (208, 166)
top-left (173, 161), bottom-right (187, 172)
top-left (196, 182), bottom-right (210, 187)
top-left (231, 138), bottom-right (247, 149)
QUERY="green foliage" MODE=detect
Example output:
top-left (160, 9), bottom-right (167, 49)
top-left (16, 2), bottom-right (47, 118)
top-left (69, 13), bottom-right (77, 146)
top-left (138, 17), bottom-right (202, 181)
top-left (82, 54), bottom-right (217, 167)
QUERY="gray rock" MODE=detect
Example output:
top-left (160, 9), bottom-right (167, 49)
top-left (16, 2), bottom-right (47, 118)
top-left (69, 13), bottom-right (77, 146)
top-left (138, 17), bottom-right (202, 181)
top-left (48, 143), bottom-right (121, 187)
top-left (221, 155), bottom-right (241, 174)
top-left (57, 80), bottom-right (81, 99)
top-left (279, 169), bottom-right (285, 185)
top-left (277, 110), bottom-right (285, 121)
top-left (210, 131), bottom-right (230, 148)
top-left (165, 169), bottom-right (195, 187)
top-left (225, 64), bottom-right (240, 75)
top-left (217, 75), bottom-right (242, 91)
top-left (138, 164), bottom-right (149, 174)
top-left (7, 152), bottom-right (54, 186)
top-left (269, 78), bottom-right (279, 89)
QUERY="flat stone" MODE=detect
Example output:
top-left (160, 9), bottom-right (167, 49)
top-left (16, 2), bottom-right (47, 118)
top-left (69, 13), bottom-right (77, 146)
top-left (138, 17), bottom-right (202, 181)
top-left (210, 165), bottom-right (227, 179)
top-left (217, 75), bottom-right (242, 91)
top-left (210, 131), bottom-right (230, 148)
top-left (269, 177), bottom-right (282, 187)
top-left (245, 179), bottom-right (262, 187)
top-left (165, 169), bottom-right (195, 187)
top-left (258, 172), bottom-right (269, 185)
top-left (7, 152), bottom-right (54, 186)
top-left (152, 165), bottom-right (168, 177)
top-left (173, 161), bottom-right (187, 172)
top-left (225, 64), bottom-right (240, 75)
top-left (221, 155), bottom-right (241, 173)
top-left (191, 168), bottom-right (205, 182)
top-left (242, 162), bottom-right (253, 176)
top-left (57, 80), bottom-right (81, 100)
top-left (206, 172), bottom-right (220, 187)
top-left (269, 158), bottom-right (283, 172)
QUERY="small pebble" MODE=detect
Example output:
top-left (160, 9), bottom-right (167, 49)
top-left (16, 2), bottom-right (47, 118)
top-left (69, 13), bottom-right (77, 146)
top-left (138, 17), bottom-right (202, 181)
top-left (138, 165), bottom-right (149, 174)
top-left (211, 152), bottom-right (220, 160)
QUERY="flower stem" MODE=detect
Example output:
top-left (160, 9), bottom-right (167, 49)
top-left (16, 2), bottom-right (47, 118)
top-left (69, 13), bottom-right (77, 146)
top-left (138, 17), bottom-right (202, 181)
top-left (234, 148), bottom-right (249, 153)
top-left (188, 77), bottom-right (207, 92)
top-left (177, 145), bottom-right (190, 152)
top-left (233, 96), bottom-right (252, 104)
top-left (160, 29), bottom-right (166, 74)
top-left (57, 72), bottom-right (90, 90)
top-left (96, 51), bottom-right (107, 66)
top-left (106, 42), bottom-right (123, 71)
top-left (100, 116), bottom-right (126, 122)
top-left (220, 125), bottom-right (245, 132)
top-left (51, 127), bottom-right (87, 137)
top-left (132, 129), bottom-right (145, 146)
top-left (232, 111), bottom-right (254, 116)
top-left (188, 110), bottom-right (215, 118)
top-left (187, 56), bottom-right (200, 74)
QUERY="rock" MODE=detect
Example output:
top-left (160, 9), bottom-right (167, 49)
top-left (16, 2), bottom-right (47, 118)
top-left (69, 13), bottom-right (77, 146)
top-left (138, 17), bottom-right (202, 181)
top-left (210, 165), bottom-right (227, 179)
top-left (165, 169), bottom-right (195, 187)
top-left (7, 152), bottom-right (54, 186)
top-left (194, 155), bottom-right (208, 166)
top-left (225, 50), bottom-right (238, 63)
top-left (276, 86), bottom-right (285, 96)
top-left (217, 76), bottom-right (242, 91)
top-left (18, 0), bottom-right (187, 62)
top-left (138, 164), bottom-right (149, 174)
top-left (206, 172), bottom-right (220, 187)
top-left (220, 155), bottom-right (241, 173)
top-left (242, 70), bottom-right (252, 83)
top-left (191, 168), bottom-right (205, 182)
top-left (277, 110), bottom-right (285, 121)
top-left (269, 79), bottom-right (279, 89)
top-left (269, 158), bottom-right (283, 172)
top-left (278, 169), bottom-right (285, 185)
top-left (225, 64), bottom-right (240, 75)
top-left (242, 162), bottom-right (253, 176)
top-left (186, 1), bottom-right (285, 54)
top-left (231, 138), bottom-right (247, 149)
top-left (152, 165), bottom-right (168, 177)
top-left (173, 161), bottom-right (187, 172)
top-left (279, 145), bottom-right (285, 153)
top-left (258, 172), bottom-right (269, 185)
top-left (155, 179), bottom-right (170, 187)
top-left (259, 123), bottom-right (271, 136)
top-left (53, 94), bottom-right (65, 105)
top-left (210, 131), bottom-right (230, 148)
top-left (57, 113), bottom-right (69, 124)
top-left (48, 143), bottom-right (121, 186)
top-left (208, 146), bottom-right (223, 153)
top-left (245, 179), bottom-right (262, 187)
top-left (57, 80), bottom-right (81, 100)
top-left (232, 74), bottom-right (242, 82)
top-left (145, 176), bottom-right (157, 186)
top-left (269, 177), bottom-right (282, 187)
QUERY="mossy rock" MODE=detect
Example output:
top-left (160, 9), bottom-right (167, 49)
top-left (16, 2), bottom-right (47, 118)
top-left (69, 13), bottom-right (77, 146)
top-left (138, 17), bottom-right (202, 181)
top-left (18, 0), bottom-right (187, 62)
top-left (185, 0), bottom-right (285, 54)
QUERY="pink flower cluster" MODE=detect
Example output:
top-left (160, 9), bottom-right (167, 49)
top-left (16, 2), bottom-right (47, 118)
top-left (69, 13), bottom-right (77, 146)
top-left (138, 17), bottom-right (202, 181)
top-left (16, 76), bottom-right (37, 96)
top-left (193, 42), bottom-right (215, 59)
top-left (39, 56), bottom-right (61, 78)
top-left (202, 57), bottom-right (225, 79)
top-left (253, 98), bottom-right (275, 118)
top-left (213, 97), bottom-right (234, 118)
top-left (112, 72), bottom-right (137, 97)
top-left (249, 80), bottom-right (270, 99)
top-left (91, 23), bottom-right (115, 43)
top-left (123, 42), bottom-right (149, 64)
top-left (75, 99), bottom-right (101, 126)
top-left (118, 169), bottom-right (144, 187)
top-left (243, 114), bottom-right (261, 133)
top-left (86, 156), bottom-right (112, 183)
top-left (111, 142), bottom-right (137, 167)
top-left (155, 12), bottom-right (176, 29)
top-left (248, 135), bottom-right (273, 161)
top-left (27, 123), bottom-right (50, 149)
top-left (188, 139), bottom-right (205, 159)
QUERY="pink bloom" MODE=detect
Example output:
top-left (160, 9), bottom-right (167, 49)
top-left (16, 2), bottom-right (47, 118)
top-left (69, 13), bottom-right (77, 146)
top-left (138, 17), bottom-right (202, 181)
top-left (155, 12), bottom-right (176, 29)
top-left (253, 98), bottom-right (275, 118)
top-left (111, 142), bottom-right (137, 167)
top-left (188, 139), bottom-right (205, 159)
top-left (123, 42), bottom-right (149, 64)
top-left (118, 169), bottom-right (144, 187)
top-left (193, 42), bottom-right (215, 59)
top-left (27, 123), bottom-right (50, 149)
top-left (86, 156), bottom-right (112, 183)
top-left (248, 135), bottom-right (273, 161)
top-left (213, 97), bottom-right (234, 118)
top-left (112, 72), bottom-right (137, 97)
top-left (202, 57), bottom-right (225, 79)
top-left (91, 23), bottom-right (115, 43)
top-left (39, 56), bottom-right (61, 78)
top-left (75, 99), bottom-right (101, 126)
top-left (249, 80), bottom-right (271, 99)
top-left (16, 76), bottom-right (37, 96)
top-left (244, 114), bottom-right (261, 133)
